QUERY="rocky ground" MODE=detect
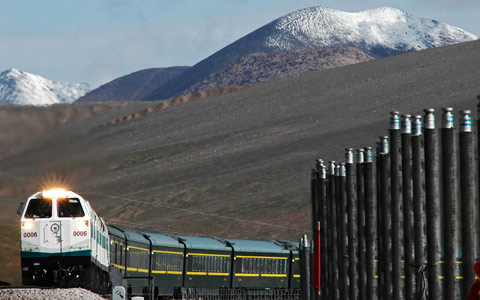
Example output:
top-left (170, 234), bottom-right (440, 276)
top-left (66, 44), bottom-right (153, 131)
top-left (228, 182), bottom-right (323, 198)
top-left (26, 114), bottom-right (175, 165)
top-left (0, 288), bottom-right (105, 300)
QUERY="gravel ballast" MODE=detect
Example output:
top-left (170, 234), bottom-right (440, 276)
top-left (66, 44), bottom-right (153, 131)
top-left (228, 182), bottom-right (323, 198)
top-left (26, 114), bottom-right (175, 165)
top-left (0, 288), bottom-right (106, 300)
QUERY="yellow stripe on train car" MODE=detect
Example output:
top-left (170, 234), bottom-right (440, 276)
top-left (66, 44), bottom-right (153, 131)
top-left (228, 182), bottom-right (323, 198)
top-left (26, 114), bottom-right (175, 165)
top-left (112, 263), bottom-right (125, 270)
top-left (187, 272), bottom-right (207, 275)
top-left (261, 274), bottom-right (287, 277)
top-left (236, 273), bottom-right (260, 277)
top-left (236, 255), bottom-right (288, 260)
top-left (153, 250), bottom-right (183, 255)
top-left (127, 267), bottom-right (149, 273)
top-left (188, 252), bottom-right (230, 257)
top-left (127, 245), bottom-right (149, 252)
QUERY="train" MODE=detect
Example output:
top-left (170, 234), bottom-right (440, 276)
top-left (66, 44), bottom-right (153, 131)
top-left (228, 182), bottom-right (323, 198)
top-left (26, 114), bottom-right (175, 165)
top-left (18, 189), bottom-right (301, 299)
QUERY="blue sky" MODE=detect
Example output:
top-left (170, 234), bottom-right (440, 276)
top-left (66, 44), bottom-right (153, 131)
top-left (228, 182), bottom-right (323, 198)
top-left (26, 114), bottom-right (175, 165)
top-left (1, 0), bottom-right (478, 87)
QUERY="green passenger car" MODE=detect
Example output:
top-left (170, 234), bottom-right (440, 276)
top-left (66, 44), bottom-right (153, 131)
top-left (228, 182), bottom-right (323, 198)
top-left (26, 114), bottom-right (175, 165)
top-left (177, 236), bottom-right (233, 289)
top-left (226, 239), bottom-right (291, 289)
top-left (144, 232), bottom-right (185, 297)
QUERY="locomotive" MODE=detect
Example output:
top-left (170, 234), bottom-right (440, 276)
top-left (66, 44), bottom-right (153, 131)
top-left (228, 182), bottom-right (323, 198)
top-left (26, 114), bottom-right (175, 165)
top-left (18, 189), bottom-right (300, 299)
top-left (19, 189), bottom-right (110, 293)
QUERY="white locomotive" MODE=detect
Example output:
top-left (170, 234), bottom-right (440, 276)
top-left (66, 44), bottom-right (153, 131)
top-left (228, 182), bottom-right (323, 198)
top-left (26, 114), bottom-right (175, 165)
top-left (18, 189), bottom-right (110, 292)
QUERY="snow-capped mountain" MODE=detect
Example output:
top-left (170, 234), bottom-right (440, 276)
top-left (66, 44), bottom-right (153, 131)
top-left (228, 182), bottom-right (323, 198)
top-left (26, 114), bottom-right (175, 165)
top-left (263, 6), bottom-right (477, 57)
top-left (0, 68), bottom-right (90, 106)
top-left (145, 6), bottom-right (477, 100)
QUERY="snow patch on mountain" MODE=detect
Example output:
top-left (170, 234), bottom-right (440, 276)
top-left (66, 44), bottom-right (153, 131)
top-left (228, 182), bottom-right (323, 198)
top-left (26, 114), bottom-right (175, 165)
top-left (263, 7), bottom-right (478, 57)
top-left (0, 68), bottom-right (90, 106)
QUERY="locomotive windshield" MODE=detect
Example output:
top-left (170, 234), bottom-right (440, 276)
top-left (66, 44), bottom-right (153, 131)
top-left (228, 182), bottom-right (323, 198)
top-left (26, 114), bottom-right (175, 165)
top-left (57, 198), bottom-right (84, 217)
top-left (24, 198), bottom-right (52, 218)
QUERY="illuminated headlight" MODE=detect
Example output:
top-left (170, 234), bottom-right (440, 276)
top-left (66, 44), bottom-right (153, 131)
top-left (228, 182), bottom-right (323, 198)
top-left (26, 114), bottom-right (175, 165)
top-left (42, 188), bottom-right (68, 199)
top-left (77, 220), bottom-right (89, 228)
top-left (22, 221), bottom-right (33, 229)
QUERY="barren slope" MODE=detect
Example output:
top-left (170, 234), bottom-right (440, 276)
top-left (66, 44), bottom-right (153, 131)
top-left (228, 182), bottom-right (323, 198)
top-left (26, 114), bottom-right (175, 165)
top-left (1, 40), bottom-right (479, 245)
top-left (185, 47), bottom-right (372, 94)
top-left (77, 67), bottom-right (189, 102)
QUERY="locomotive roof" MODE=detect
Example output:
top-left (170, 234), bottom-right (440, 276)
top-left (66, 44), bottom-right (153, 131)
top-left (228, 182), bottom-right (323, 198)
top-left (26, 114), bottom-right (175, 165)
top-left (225, 239), bottom-right (291, 254)
top-left (143, 232), bottom-right (183, 248)
top-left (176, 236), bottom-right (231, 251)
top-left (28, 190), bottom-right (83, 200)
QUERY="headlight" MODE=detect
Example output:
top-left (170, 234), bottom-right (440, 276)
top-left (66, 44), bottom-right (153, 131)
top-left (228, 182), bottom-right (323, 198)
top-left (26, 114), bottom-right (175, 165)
top-left (42, 188), bottom-right (68, 199)
top-left (22, 221), bottom-right (33, 229)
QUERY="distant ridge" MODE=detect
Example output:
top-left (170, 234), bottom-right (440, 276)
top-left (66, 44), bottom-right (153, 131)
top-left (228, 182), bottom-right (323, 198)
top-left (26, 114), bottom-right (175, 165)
top-left (144, 6), bottom-right (477, 100)
top-left (184, 47), bottom-right (372, 94)
top-left (77, 67), bottom-right (189, 102)
top-left (0, 68), bottom-right (90, 106)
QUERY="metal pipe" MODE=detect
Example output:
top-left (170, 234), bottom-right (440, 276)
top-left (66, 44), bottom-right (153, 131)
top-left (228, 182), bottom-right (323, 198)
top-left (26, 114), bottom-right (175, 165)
top-left (346, 148), bottom-right (359, 300)
top-left (390, 111), bottom-right (403, 300)
top-left (376, 139), bottom-right (385, 300)
top-left (412, 115), bottom-right (426, 300)
top-left (335, 162), bottom-right (346, 300)
top-left (311, 167), bottom-right (319, 238)
top-left (364, 147), bottom-right (376, 300)
top-left (356, 149), bottom-right (367, 300)
top-left (339, 163), bottom-right (349, 300)
top-left (423, 109), bottom-right (441, 300)
top-left (401, 114), bottom-right (415, 300)
top-left (477, 96), bottom-right (480, 256)
top-left (300, 235), bottom-right (312, 300)
top-left (441, 107), bottom-right (458, 300)
top-left (379, 136), bottom-right (392, 300)
top-left (318, 162), bottom-right (328, 300)
top-left (328, 161), bottom-right (340, 300)
top-left (459, 110), bottom-right (476, 299)
top-left (313, 159), bottom-right (324, 300)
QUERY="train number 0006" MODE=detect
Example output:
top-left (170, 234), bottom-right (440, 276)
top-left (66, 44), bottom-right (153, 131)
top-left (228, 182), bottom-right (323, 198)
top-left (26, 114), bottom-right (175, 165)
top-left (73, 231), bottom-right (88, 237)
top-left (23, 232), bottom-right (37, 238)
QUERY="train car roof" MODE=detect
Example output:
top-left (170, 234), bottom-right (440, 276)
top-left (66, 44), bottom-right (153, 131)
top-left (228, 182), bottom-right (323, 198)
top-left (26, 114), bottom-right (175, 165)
top-left (225, 239), bottom-right (290, 254)
top-left (107, 226), bottom-right (149, 245)
top-left (176, 235), bottom-right (231, 251)
top-left (143, 232), bottom-right (183, 248)
top-left (107, 225), bottom-right (126, 239)
top-left (122, 228), bottom-right (150, 245)
top-left (275, 240), bottom-right (299, 251)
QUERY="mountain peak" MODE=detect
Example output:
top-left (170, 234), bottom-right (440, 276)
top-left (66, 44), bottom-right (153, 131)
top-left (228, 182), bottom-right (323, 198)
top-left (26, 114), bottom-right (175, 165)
top-left (144, 6), bottom-right (477, 100)
top-left (1, 68), bottom-right (22, 77)
top-left (0, 69), bottom-right (91, 106)
top-left (265, 6), bottom-right (477, 55)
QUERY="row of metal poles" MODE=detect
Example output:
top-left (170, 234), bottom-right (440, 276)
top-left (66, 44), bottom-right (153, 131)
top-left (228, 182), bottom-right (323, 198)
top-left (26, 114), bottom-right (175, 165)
top-left (308, 102), bottom-right (480, 300)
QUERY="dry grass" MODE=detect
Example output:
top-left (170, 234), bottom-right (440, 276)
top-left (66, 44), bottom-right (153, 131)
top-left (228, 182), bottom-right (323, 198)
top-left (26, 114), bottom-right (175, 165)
top-left (0, 225), bottom-right (21, 285)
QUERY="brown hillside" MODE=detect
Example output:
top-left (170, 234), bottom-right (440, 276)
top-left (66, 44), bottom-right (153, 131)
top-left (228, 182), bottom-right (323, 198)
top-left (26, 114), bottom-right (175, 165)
top-left (1, 40), bottom-right (479, 283)
top-left (185, 47), bottom-right (372, 94)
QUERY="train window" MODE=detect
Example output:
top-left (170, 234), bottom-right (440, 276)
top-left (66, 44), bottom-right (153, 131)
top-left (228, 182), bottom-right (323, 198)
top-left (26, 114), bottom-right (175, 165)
top-left (119, 244), bottom-right (123, 266)
top-left (57, 198), bottom-right (84, 217)
top-left (24, 198), bottom-right (52, 218)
